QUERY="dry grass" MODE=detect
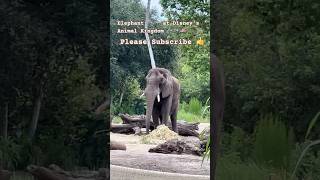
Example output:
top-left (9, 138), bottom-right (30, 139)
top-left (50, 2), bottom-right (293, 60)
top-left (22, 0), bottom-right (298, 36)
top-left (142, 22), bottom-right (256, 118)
top-left (140, 125), bottom-right (179, 144)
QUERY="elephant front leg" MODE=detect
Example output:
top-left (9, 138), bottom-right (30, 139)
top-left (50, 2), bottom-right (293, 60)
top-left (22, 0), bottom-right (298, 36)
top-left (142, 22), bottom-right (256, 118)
top-left (152, 107), bottom-right (160, 129)
top-left (161, 97), bottom-right (172, 126)
top-left (170, 112), bottom-right (178, 133)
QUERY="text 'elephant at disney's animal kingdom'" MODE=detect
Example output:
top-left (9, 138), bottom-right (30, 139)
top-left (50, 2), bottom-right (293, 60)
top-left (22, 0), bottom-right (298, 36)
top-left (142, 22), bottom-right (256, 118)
top-left (141, 68), bottom-right (181, 134)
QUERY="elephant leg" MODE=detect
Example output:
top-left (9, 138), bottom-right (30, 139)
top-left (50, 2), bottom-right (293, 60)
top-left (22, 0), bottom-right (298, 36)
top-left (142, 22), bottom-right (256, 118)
top-left (161, 97), bottom-right (172, 126)
top-left (170, 112), bottom-right (178, 133)
top-left (159, 115), bottom-right (163, 124)
top-left (152, 106), bottom-right (160, 129)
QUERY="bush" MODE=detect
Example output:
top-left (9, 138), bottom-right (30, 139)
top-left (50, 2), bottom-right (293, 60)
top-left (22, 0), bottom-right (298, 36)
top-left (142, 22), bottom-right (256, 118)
top-left (291, 142), bottom-right (320, 180)
top-left (17, 137), bottom-right (44, 169)
top-left (188, 98), bottom-right (202, 115)
top-left (177, 98), bottom-right (209, 122)
top-left (222, 126), bottom-right (252, 161)
top-left (0, 137), bottom-right (20, 170)
top-left (177, 108), bottom-right (208, 122)
top-left (253, 114), bottom-right (294, 172)
top-left (217, 155), bottom-right (270, 180)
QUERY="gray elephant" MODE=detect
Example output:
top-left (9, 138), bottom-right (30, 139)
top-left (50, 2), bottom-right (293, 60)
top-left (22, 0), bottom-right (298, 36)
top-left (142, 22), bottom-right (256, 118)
top-left (142, 68), bottom-right (180, 134)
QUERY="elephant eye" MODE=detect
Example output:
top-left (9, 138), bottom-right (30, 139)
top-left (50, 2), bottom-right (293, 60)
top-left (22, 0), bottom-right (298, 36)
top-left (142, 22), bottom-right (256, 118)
top-left (160, 76), bottom-right (165, 82)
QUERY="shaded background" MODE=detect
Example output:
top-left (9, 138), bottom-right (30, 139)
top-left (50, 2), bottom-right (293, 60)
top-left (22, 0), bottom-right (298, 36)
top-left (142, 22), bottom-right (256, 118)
top-left (0, 0), bottom-right (108, 172)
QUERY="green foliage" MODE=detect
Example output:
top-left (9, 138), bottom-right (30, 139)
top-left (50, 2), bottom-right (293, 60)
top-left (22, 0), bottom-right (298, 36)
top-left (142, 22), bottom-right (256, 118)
top-left (253, 115), bottom-right (294, 172)
top-left (112, 116), bottom-right (123, 124)
top-left (0, 0), bottom-right (107, 171)
top-left (290, 141), bottom-right (320, 180)
top-left (305, 111), bottom-right (320, 140)
top-left (201, 97), bottom-right (210, 118)
top-left (217, 0), bottom-right (320, 139)
top-left (215, 0), bottom-right (320, 178)
top-left (161, 0), bottom-right (210, 103)
top-left (16, 138), bottom-right (43, 169)
top-left (0, 137), bottom-right (20, 170)
top-left (111, 77), bottom-right (144, 115)
top-left (177, 108), bottom-right (207, 122)
top-left (38, 136), bottom-right (77, 169)
top-left (216, 155), bottom-right (270, 180)
top-left (290, 112), bottom-right (320, 179)
top-left (202, 135), bottom-right (210, 164)
top-left (188, 98), bottom-right (202, 115)
top-left (177, 98), bottom-right (209, 122)
top-left (222, 126), bottom-right (252, 161)
top-left (77, 114), bottom-right (107, 169)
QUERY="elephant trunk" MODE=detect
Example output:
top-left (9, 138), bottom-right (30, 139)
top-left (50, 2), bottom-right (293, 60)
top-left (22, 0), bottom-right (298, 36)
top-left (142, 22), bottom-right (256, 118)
top-left (145, 87), bottom-right (159, 134)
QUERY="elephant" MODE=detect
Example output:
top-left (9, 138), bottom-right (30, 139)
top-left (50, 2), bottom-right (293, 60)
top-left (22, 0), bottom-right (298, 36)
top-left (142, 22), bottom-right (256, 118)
top-left (142, 68), bottom-right (180, 134)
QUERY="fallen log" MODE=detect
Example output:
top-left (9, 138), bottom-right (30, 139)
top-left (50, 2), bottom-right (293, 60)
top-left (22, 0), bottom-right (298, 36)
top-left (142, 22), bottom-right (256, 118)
top-left (110, 140), bottom-right (126, 150)
top-left (0, 170), bottom-right (11, 180)
top-left (111, 124), bottom-right (136, 134)
top-left (114, 114), bottom-right (199, 137)
top-left (168, 123), bottom-right (199, 137)
top-left (148, 137), bottom-right (204, 156)
top-left (27, 164), bottom-right (107, 180)
top-left (119, 114), bottom-right (148, 125)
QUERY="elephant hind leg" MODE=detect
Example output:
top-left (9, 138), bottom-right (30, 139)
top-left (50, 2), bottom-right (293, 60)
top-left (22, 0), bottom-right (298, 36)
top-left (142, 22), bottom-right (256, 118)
top-left (170, 113), bottom-right (178, 133)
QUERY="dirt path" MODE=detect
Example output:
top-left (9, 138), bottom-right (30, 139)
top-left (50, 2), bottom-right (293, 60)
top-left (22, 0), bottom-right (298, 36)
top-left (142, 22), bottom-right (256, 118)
top-left (110, 123), bottom-right (210, 175)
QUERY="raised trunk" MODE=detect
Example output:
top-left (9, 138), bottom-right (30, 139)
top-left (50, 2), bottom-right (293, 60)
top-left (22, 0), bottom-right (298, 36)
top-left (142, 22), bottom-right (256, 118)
top-left (29, 88), bottom-right (43, 140)
top-left (1, 102), bottom-right (8, 139)
top-left (145, 94), bottom-right (156, 134)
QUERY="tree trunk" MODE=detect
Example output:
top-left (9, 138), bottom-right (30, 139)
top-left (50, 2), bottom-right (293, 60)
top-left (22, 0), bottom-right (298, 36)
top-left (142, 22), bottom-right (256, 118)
top-left (29, 88), bottom-right (43, 140)
top-left (1, 102), bottom-right (8, 139)
top-left (145, 0), bottom-right (156, 68)
top-left (211, 55), bottom-right (225, 180)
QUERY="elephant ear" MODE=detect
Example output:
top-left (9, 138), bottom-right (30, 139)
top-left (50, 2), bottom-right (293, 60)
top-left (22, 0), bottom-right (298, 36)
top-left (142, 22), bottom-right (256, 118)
top-left (158, 68), bottom-right (173, 98)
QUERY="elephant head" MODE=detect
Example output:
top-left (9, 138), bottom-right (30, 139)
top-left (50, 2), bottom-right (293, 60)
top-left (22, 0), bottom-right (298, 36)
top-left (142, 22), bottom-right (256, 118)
top-left (143, 68), bottom-right (173, 133)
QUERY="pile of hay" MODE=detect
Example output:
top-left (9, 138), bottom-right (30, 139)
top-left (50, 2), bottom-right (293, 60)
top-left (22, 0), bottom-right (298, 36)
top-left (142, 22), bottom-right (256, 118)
top-left (141, 125), bottom-right (179, 144)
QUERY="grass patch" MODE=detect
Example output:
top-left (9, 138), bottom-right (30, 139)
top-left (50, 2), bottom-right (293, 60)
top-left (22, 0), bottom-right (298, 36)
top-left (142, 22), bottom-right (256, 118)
top-left (188, 98), bottom-right (202, 115)
top-left (177, 108), bottom-right (208, 123)
top-left (253, 115), bottom-right (294, 171)
top-left (112, 116), bottom-right (123, 124)
top-left (216, 157), bottom-right (270, 180)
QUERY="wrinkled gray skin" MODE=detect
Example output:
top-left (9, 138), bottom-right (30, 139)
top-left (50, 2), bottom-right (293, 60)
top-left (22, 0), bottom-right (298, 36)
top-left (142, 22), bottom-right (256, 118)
top-left (143, 68), bottom-right (180, 134)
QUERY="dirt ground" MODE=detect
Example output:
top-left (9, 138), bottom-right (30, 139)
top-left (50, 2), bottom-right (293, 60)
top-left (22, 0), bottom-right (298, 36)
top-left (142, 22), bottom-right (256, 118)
top-left (110, 123), bottom-right (210, 175)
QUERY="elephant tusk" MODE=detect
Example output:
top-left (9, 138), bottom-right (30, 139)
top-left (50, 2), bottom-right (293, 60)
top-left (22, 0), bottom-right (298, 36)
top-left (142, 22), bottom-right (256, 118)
top-left (140, 92), bottom-right (145, 98)
top-left (157, 94), bottom-right (160, 102)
